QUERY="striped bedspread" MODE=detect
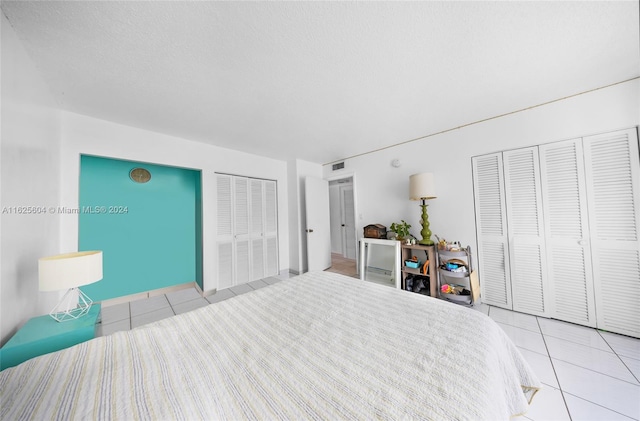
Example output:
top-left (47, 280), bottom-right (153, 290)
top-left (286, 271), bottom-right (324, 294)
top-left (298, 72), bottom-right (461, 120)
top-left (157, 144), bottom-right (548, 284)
top-left (0, 271), bottom-right (540, 420)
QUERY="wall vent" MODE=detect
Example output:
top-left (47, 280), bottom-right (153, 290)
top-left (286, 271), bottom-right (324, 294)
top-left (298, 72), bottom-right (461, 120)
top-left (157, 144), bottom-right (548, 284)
top-left (332, 162), bottom-right (345, 171)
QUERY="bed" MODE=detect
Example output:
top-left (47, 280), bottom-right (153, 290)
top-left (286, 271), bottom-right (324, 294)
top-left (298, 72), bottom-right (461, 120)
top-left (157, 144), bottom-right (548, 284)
top-left (0, 271), bottom-right (540, 420)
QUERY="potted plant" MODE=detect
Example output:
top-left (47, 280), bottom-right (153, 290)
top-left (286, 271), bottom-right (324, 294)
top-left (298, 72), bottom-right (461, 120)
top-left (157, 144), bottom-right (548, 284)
top-left (389, 220), bottom-right (412, 241)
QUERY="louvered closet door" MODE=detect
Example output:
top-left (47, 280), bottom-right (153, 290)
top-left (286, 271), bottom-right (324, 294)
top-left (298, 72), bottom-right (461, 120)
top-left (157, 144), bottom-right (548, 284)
top-left (539, 139), bottom-right (596, 326)
top-left (503, 148), bottom-right (549, 316)
top-left (472, 154), bottom-right (512, 309)
top-left (264, 180), bottom-right (279, 276)
top-left (216, 175), bottom-right (234, 289)
top-left (217, 175), bottom-right (279, 288)
top-left (583, 128), bottom-right (640, 337)
top-left (234, 177), bottom-right (251, 285)
top-left (250, 179), bottom-right (265, 280)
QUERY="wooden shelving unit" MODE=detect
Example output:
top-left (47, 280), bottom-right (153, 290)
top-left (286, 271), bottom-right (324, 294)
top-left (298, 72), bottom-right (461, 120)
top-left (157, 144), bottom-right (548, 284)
top-left (400, 244), bottom-right (437, 297)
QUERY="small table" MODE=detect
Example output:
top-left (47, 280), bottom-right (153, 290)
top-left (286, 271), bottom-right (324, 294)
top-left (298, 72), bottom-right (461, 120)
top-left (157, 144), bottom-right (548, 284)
top-left (0, 304), bottom-right (101, 371)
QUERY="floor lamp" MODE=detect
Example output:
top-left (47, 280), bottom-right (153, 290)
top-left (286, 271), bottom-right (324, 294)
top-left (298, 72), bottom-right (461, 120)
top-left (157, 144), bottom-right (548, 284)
top-left (409, 173), bottom-right (437, 245)
top-left (39, 251), bottom-right (103, 322)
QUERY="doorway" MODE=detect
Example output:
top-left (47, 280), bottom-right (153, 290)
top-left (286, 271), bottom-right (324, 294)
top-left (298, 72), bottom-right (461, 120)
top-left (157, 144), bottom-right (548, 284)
top-left (328, 177), bottom-right (357, 277)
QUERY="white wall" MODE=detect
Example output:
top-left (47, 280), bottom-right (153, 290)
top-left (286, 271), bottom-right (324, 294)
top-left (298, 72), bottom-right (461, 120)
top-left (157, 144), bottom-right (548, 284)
top-left (324, 79), bottom-right (640, 274)
top-left (1, 13), bottom-right (62, 345)
top-left (59, 111), bottom-right (290, 294)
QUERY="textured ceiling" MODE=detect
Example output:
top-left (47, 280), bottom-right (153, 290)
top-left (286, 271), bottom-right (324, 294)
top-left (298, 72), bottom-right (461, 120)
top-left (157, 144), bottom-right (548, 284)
top-left (2, 1), bottom-right (638, 164)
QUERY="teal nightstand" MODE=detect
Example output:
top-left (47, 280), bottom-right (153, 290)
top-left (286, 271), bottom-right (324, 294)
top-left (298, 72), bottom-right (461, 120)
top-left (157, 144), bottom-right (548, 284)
top-left (0, 304), bottom-right (101, 371)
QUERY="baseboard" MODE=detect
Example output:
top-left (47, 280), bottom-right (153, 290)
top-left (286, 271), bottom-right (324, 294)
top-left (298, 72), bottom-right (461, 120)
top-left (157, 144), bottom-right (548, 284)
top-left (99, 282), bottom-right (197, 307)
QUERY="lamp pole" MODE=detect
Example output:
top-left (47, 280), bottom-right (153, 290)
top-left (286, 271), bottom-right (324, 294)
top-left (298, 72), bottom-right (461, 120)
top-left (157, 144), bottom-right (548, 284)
top-left (419, 198), bottom-right (434, 245)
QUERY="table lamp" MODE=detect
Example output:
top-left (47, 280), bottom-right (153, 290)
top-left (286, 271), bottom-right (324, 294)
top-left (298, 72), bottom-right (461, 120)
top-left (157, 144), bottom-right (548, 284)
top-left (409, 173), bottom-right (437, 245)
top-left (39, 251), bottom-right (103, 322)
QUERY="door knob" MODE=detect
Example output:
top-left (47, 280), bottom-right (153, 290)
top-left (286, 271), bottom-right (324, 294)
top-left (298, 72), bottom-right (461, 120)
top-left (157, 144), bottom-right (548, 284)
top-left (306, 229), bottom-right (314, 233)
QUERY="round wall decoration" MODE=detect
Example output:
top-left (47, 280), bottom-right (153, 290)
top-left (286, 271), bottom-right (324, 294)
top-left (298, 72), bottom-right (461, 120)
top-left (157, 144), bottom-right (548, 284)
top-left (129, 167), bottom-right (151, 183)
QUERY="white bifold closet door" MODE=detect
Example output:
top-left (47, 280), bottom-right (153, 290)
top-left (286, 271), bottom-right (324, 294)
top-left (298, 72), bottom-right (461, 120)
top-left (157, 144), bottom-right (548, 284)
top-left (474, 128), bottom-right (639, 338)
top-left (473, 149), bottom-right (549, 315)
top-left (216, 174), bottom-right (279, 290)
top-left (583, 129), bottom-right (640, 337)
top-left (503, 147), bottom-right (549, 317)
top-left (539, 139), bottom-right (596, 326)
top-left (472, 153), bottom-right (512, 309)
top-left (234, 177), bottom-right (251, 285)
top-left (217, 175), bottom-right (234, 290)
top-left (264, 181), bottom-right (279, 277)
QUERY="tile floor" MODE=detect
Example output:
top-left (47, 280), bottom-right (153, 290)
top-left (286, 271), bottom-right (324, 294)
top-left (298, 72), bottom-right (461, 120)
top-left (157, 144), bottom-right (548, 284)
top-left (97, 277), bottom-right (284, 336)
top-left (97, 275), bottom-right (640, 421)
top-left (473, 304), bottom-right (640, 421)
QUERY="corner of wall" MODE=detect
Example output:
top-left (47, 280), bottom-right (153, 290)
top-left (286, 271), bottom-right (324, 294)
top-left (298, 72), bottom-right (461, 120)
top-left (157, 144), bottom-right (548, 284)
top-left (1, 12), bottom-right (63, 345)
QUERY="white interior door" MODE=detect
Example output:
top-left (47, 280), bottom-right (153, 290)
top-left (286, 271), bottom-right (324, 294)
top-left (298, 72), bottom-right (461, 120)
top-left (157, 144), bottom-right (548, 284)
top-left (341, 185), bottom-right (357, 259)
top-left (329, 183), bottom-right (343, 254)
top-left (305, 176), bottom-right (332, 271)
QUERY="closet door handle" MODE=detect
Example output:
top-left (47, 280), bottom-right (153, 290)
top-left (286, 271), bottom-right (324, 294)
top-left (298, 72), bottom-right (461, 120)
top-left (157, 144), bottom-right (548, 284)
top-left (577, 240), bottom-right (586, 246)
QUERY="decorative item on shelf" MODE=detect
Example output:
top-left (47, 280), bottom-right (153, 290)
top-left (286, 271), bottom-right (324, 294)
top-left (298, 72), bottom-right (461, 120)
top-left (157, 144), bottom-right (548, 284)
top-left (389, 220), bottom-right (412, 241)
top-left (403, 237), bottom-right (416, 245)
top-left (39, 251), bottom-right (103, 322)
top-left (434, 235), bottom-right (462, 251)
top-left (422, 259), bottom-right (430, 275)
top-left (363, 224), bottom-right (387, 239)
top-left (404, 256), bottom-right (421, 269)
top-left (409, 173), bottom-right (437, 245)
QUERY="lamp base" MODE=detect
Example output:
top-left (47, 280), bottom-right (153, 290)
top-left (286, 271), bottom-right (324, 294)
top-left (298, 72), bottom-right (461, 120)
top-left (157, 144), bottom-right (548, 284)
top-left (419, 201), bottom-right (434, 246)
top-left (49, 287), bottom-right (93, 322)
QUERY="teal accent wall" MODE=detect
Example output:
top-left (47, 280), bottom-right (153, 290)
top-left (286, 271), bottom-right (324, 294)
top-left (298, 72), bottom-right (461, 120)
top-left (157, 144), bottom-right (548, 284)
top-left (79, 155), bottom-right (202, 301)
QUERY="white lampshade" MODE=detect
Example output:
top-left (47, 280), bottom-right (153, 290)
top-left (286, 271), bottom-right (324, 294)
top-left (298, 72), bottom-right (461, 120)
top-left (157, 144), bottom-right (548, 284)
top-left (39, 251), bottom-right (103, 291)
top-left (409, 173), bottom-right (437, 200)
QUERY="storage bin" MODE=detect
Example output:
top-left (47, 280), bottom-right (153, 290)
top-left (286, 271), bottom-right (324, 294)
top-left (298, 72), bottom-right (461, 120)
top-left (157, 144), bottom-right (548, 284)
top-left (404, 260), bottom-right (421, 269)
top-left (441, 292), bottom-right (472, 304)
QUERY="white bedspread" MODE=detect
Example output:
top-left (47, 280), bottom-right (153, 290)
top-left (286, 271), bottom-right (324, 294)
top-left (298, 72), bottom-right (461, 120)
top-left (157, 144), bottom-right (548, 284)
top-left (1, 271), bottom-right (540, 420)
